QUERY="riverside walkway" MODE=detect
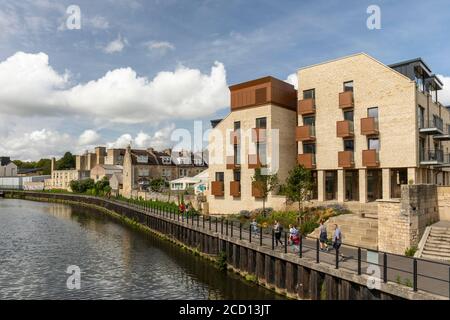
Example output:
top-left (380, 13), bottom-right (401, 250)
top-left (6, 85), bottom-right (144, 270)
top-left (5, 191), bottom-right (450, 299)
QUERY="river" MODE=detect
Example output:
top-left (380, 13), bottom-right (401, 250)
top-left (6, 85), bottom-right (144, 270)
top-left (0, 199), bottom-right (284, 300)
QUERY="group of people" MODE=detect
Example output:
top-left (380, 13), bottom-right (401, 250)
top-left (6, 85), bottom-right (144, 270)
top-left (178, 202), bottom-right (192, 216)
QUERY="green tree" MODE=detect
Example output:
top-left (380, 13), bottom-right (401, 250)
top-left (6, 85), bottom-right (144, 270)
top-left (251, 168), bottom-right (278, 217)
top-left (36, 159), bottom-right (51, 175)
top-left (150, 178), bottom-right (166, 192)
top-left (284, 165), bottom-right (314, 224)
top-left (56, 152), bottom-right (75, 170)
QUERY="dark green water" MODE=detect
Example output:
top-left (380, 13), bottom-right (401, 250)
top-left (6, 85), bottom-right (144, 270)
top-left (0, 199), bottom-right (284, 300)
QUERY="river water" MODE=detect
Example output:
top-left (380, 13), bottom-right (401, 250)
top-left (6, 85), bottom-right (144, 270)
top-left (0, 199), bottom-right (284, 300)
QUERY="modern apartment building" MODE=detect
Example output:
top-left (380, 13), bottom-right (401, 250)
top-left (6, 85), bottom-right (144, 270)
top-left (207, 53), bottom-right (449, 215)
top-left (207, 76), bottom-right (298, 214)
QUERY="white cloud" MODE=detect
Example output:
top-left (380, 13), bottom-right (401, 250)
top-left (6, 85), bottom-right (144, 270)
top-left (144, 41), bottom-right (175, 54)
top-left (88, 16), bottom-right (109, 30)
top-left (0, 52), bottom-right (229, 124)
top-left (78, 130), bottom-right (101, 146)
top-left (107, 124), bottom-right (176, 150)
top-left (0, 129), bottom-right (73, 161)
top-left (285, 73), bottom-right (298, 90)
top-left (104, 34), bottom-right (128, 54)
top-left (437, 74), bottom-right (450, 106)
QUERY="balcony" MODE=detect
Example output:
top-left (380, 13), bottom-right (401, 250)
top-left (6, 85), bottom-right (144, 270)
top-left (339, 91), bottom-right (354, 109)
top-left (420, 149), bottom-right (445, 165)
top-left (252, 181), bottom-right (264, 198)
top-left (336, 120), bottom-right (354, 138)
top-left (230, 130), bottom-right (240, 145)
top-left (251, 128), bottom-right (266, 143)
top-left (226, 156), bottom-right (240, 170)
top-left (361, 117), bottom-right (379, 135)
top-left (297, 153), bottom-right (316, 169)
top-left (434, 124), bottom-right (450, 140)
top-left (297, 98), bottom-right (315, 115)
top-left (420, 118), bottom-right (444, 135)
top-left (230, 181), bottom-right (241, 197)
top-left (362, 149), bottom-right (379, 167)
top-left (296, 125), bottom-right (316, 142)
top-left (248, 154), bottom-right (265, 169)
top-left (211, 181), bottom-right (224, 196)
top-left (338, 151), bottom-right (354, 168)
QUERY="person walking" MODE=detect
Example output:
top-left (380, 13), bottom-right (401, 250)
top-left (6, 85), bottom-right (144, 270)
top-left (332, 224), bottom-right (345, 260)
top-left (251, 219), bottom-right (259, 236)
top-left (274, 220), bottom-right (283, 247)
top-left (289, 224), bottom-right (300, 252)
top-left (179, 202), bottom-right (186, 217)
top-left (319, 219), bottom-right (328, 251)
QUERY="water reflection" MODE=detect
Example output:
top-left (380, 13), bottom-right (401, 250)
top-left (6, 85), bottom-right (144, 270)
top-left (0, 199), bottom-right (284, 300)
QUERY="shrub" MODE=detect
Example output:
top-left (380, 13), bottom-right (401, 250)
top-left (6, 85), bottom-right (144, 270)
top-left (405, 246), bottom-right (418, 257)
top-left (216, 251), bottom-right (227, 272)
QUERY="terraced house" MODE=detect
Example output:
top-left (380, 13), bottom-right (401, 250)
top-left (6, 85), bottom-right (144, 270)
top-left (207, 53), bottom-right (450, 215)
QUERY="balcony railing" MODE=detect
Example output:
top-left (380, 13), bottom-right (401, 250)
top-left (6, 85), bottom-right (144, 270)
top-left (230, 181), bottom-right (241, 197)
top-left (248, 154), bottom-right (266, 169)
top-left (297, 98), bottom-right (316, 115)
top-left (230, 130), bottom-right (240, 145)
top-left (362, 149), bottom-right (379, 167)
top-left (226, 156), bottom-right (240, 170)
top-left (361, 117), bottom-right (379, 135)
top-left (420, 149), bottom-right (445, 164)
top-left (339, 91), bottom-right (354, 109)
top-left (420, 118), bottom-right (444, 135)
top-left (336, 120), bottom-right (354, 138)
top-left (433, 124), bottom-right (450, 140)
top-left (297, 153), bottom-right (316, 169)
top-left (338, 151), bottom-right (354, 168)
top-left (251, 128), bottom-right (266, 143)
top-left (296, 125), bottom-right (316, 142)
top-left (211, 181), bottom-right (224, 196)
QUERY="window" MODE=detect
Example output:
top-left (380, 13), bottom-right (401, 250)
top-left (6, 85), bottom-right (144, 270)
top-left (179, 169), bottom-right (187, 177)
top-left (161, 157), bottom-right (172, 165)
top-left (303, 143), bottom-right (316, 154)
top-left (303, 89), bottom-right (315, 100)
top-left (233, 170), bottom-right (241, 182)
top-left (303, 116), bottom-right (315, 126)
top-left (344, 81), bottom-right (354, 92)
top-left (257, 142), bottom-right (267, 166)
top-left (344, 139), bottom-right (354, 152)
top-left (215, 172), bottom-right (224, 182)
top-left (368, 138), bottom-right (380, 151)
top-left (368, 107), bottom-right (378, 119)
top-left (136, 155), bottom-right (148, 163)
top-left (234, 144), bottom-right (241, 165)
top-left (234, 121), bottom-right (241, 131)
top-left (418, 106), bottom-right (425, 129)
top-left (256, 117), bottom-right (267, 129)
top-left (344, 110), bottom-right (354, 122)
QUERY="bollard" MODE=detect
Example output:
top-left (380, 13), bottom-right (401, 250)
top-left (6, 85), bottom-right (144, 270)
top-left (357, 248), bottom-right (361, 275)
top-left (239, 223), bottom-right (242, 240)
top-left (413, 259), bottom-right (418, 292)
top-left (249, 224), bottom-right (252, 243)
top-left (316, 239), bottom-right (320, 263)
top-left (383, 253), bottom-right (388, 283)
top-left (335, 248), bottom-right (339, 269)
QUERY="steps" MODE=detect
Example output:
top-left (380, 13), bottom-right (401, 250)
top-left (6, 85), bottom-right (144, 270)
top-left (418, 226), bottom-right (450, 261)
top-left (309, 214), bottom-right (378, 250)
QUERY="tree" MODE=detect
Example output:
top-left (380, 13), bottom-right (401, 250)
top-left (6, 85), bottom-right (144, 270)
top-left (150, 178), bottom-right (166, 193)
top-left (57, 152), bottom-right (76, 170)
top-left (251, 168), bottom-right (278, 217)
top-left (284, 165), bottom-right (314, 224)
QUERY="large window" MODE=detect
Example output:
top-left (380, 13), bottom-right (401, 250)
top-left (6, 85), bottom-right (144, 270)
top-left (256, 117), bottom-right (267, 129)
top-left (344, 81), bottom-right (354, 92)
top-left (418, 106), bottom-right (425, 129)
top-left (257, 142), bottom-right (267, 165)
top-left (215, 172), bottom-right (224, 182)
top-left (234, 121), bottom-right (241, 131)
top-left (303, 89), bottom-right (315, 100)
top-left (303, 116), bottom-right (315, 126)
top-left (344, 110), bottom-right (354, 122)
top-left (368, 107), bottom-right (378, 119)
top-left (303, 143), bottom-right (316, 154)
top-left (368, 137), bottom-right (380, 151)
top-left (233, 170), bottom-right (241, 182)
top-left (234, 144), bottom-right (241, 165)
top-left (344, 139), bottom-right (354, 152)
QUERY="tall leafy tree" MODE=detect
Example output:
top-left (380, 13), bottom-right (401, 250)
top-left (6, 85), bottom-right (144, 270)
top-left (56, 152), bottom-right (76, 170)
top-left (251, 168), bottom-right (278, 217)
top-left (284, 165), bottom-right (314, 223)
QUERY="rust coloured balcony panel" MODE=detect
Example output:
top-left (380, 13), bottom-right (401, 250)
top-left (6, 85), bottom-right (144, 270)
top-left (296, 125), bottom-right (315, 142)
top-left (297, 154), bottom-right (316, 169)
top-left (230, 131), bottom-right (240, 145)
top-left (226, 156), bottom-right (240, 170)
top-left (361, 117), bottom-right (379, 135)
top-left (338, 151), bottom-right (354, 168)
top-left (297, 98), bottom-right (315, 115)
top-left (362, 150), bottom-right (379, 167)
top-left (336, 120), bottom-right (353, 138)
top-left (211, 181), bottom-right (224, 196)
top-left (339, 91), bottom-right (354, 109)
top-left (251, 128), bottom-right (266, 143)
top-left (230, 181), bottom-right (241, 197)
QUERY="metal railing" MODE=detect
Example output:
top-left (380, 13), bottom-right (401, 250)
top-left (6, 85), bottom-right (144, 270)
top-left (3, 190), bottom-right (450, 299)
top-left (420, 149), bottom-right (444, 163)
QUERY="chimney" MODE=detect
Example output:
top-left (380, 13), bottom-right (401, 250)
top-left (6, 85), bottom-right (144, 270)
top-left (51, 157), bottom-right (56, 173)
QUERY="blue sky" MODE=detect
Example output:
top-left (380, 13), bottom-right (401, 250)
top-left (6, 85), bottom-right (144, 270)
top-left (1, 0), bottom-right (450, 160)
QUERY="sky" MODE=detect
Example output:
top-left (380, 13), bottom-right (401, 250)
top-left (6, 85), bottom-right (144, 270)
top-left (1, 0), bottom-right (450, 161)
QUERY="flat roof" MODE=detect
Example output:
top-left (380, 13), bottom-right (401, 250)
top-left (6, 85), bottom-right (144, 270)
top-left (388, 57), bottom-right (432, 74)
top-left (228, 76), bottom-right (294, 91)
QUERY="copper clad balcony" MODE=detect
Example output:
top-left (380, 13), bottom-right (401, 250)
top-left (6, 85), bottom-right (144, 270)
top-left (230, 130), bottom-right (240, 145)
top-left (252, 181), bottom-right (264, 198)
top-left (248, 154), bottom-right (264, 169)
top-left (339, 91), bottom-right (354, 109)
top-left (297, 153), bottom-right (316, 169)
top-left (361, 117), bottom-right (379, 135)
top-left (362, 150), bottom-right (379, 167)
top-left (336, 120), bottom-right (354, 138)
top-left (297, 98), bottom-right (315, 115)
top-left (211, 181), bottom-right (224, 196)
top-left (251, 128), bottom-right (266, 143)
top-left (338, 151), bottom-right (354, 168)
top-left (226, 156), bottom-right (240, 170)
top-left (230, 181), bottom-right (241, 197)
top-left (296, 125), bottom-right (316, 142)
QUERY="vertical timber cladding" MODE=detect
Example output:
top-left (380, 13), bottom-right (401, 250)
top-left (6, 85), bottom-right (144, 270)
top-left (285, 262), bottom-right (298, 295)
top-left (232, 245), bottom-right (240, 269)
top-left (239, 247), bottom-right (248, 272)
top-left (256, 252), bottom-right (265, 281)
top-left (226, 242), bottom-right (233, 264)
top-left (309, 270), bottom-right (325, 300)
top-left (274, 259), bottom-right (286, 290)
top-left (264, 255), bottom-right (275, 287)
top-left (247, 249), bottom-right (256, 274)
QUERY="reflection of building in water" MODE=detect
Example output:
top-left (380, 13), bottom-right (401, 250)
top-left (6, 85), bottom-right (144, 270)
top-left (46, 204), bottom-right (73, 219)
top-left (121, 228), bottom-right (132, 272)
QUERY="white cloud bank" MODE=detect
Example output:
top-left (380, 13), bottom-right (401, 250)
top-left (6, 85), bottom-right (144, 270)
top-left (107, 123), bottom-right (176, 150)
top-left (0, 52), bottom-right (229, 124)
top-left (285, 73), bottom-right (298, 90)
top-left (437, 74), bottom-right (450, 106)
top-left (104, 34), bottom-right (128, 53)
